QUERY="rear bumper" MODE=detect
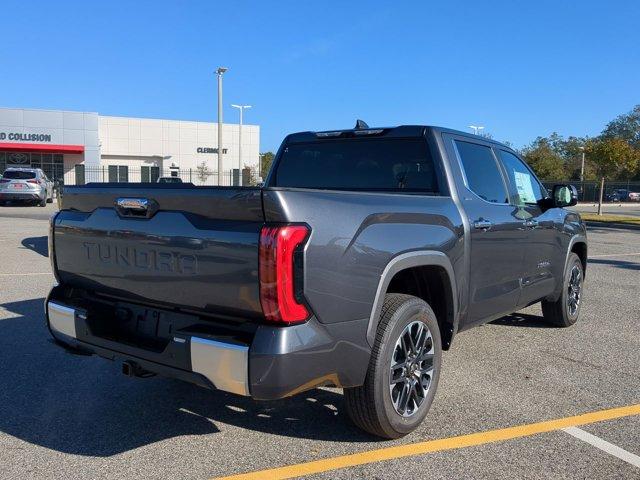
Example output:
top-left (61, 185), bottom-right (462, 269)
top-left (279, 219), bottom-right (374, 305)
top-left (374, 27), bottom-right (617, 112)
top-left (0, 191), bottom-right (44, 201)
top-left (46, 294), bottom-right (370, 400)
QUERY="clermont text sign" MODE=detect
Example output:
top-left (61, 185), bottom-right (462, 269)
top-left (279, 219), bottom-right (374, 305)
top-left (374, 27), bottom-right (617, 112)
top-left (0, 132), bottom-right (52, 142)
top-left (197, 147), bottom-right (228, 154)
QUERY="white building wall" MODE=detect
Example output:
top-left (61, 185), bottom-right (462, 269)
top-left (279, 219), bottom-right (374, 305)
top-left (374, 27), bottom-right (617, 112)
top-left (99, 115), bottom-right (260, 174)
top-left (0, 108), bottom-right (100, 165)
top-left (0, 107), bottom-right (260, 185)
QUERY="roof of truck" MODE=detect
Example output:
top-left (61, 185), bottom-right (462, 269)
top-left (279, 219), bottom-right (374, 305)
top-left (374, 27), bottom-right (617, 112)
top-left (285, 125), bottom-right (515, 151)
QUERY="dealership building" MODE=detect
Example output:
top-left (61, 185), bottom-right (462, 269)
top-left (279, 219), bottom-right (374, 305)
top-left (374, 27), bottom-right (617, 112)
top-left (0, 107), bottom-right (260, 185)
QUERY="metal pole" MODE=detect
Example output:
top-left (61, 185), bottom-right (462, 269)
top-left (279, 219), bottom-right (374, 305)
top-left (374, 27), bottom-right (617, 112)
top-left (580, 151), bottom-right (585, 182)
top-left (216, 67), bottom-right (228, 185)
top-left (231, 105), bottom-right (251, 187)
top-left (238, 107), bottom-right (243, 186)
top-left (217, 73), bottom-right (223, 185)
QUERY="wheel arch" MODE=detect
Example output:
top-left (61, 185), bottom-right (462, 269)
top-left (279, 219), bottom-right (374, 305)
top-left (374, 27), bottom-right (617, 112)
top-left (366, 251), bottom-right (458, 350)
top-left (571, 240), bottom-right (587, 275)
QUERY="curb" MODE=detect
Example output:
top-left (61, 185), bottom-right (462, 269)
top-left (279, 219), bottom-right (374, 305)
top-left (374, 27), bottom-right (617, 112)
top-left (585, 221), bottom-right (640, 231)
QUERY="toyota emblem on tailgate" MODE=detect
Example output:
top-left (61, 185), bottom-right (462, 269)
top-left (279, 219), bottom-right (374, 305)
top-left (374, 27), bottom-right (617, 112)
top-left (115, 197), bottom-right (159, 218)
top-left (116, 198), bottom-right (149, 210)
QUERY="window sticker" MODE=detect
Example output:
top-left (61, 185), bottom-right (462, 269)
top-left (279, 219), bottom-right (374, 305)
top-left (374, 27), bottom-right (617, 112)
top-left (513, 171), bottom-right (536, 204)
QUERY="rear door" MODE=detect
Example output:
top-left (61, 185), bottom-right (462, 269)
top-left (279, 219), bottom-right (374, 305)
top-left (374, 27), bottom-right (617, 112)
top-left (444, 135), bottom-right (526, 326)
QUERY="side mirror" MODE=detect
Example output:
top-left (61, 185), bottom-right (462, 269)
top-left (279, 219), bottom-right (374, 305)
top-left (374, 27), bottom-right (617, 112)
top-left (552, 184), bottom-right (578, 208)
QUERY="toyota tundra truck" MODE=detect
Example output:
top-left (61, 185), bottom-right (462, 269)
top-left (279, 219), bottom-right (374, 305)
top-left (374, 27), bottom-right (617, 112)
top-left (46, 124), bottom-right (587, 438)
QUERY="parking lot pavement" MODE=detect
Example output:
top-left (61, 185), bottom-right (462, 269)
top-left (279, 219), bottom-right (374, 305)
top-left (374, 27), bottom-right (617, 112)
top-left (0, 210), bottom-right (639, 480)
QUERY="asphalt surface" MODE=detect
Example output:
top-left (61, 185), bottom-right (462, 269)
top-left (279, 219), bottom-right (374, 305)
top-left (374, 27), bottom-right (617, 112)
top-left (0, 203), bottom-right (639, 479)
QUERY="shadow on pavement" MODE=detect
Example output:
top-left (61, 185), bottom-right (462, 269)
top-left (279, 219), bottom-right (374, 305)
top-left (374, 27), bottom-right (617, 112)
top-left (588, 258), bottom-right (640, 271)
top-left (0, 297), bottom-right (372, 457)
top-left (21, 236), bottom-right (48, 257)
top-left (491, 312), bottom-right (553, 329)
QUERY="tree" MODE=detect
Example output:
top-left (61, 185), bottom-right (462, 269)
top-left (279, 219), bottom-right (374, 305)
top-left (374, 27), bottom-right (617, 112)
top-left (601, 104), bottom-right (640, 148)
top-left (586, 138), bottom-right (639, 214)
top-left (521, 135), bottom-right (567, 180)
top-left (260, 152), bottom-right (275, 178)
top-left (560, 135), bottom-right (589, 180)
top-left (195, 161), bottom-right (212, 185)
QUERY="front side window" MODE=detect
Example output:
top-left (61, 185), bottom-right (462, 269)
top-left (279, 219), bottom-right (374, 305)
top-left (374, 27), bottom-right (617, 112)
top-left (498, 150), bottom-right (546, 205)
top-left (273, 138), bottom-right (439, 194)
top-left (455, 140), bottom-right (507, 203)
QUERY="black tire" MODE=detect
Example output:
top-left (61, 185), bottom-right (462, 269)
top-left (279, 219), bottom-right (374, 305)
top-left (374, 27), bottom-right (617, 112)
top-left (344, 293), bottom-right (442, 439)
top-left (541, 253), bottom-right (584, 327)
top-left (39, 198), bottom-right (47, 207)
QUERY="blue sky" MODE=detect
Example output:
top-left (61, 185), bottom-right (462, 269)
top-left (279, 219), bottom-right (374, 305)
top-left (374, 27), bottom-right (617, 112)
top-left (1, 0), bottom-right (639, 151)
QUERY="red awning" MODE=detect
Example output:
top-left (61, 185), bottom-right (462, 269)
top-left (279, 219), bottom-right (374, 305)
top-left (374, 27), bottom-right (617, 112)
top-left (0, 142), bottom-right (84, 154)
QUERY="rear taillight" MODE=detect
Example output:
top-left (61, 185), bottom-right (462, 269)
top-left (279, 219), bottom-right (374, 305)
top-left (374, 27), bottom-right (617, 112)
top-left (259, 224), bottom-right (310, 325)
top-left (27, 179), bottom-right (40, 185)
top-left (0, 179), bottom-right (9, 183)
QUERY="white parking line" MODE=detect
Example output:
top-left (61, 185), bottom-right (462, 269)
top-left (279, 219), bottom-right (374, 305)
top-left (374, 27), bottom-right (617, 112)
top-left (563, 427), bottom-right (640, 468)
top-left (590, 252), bottom-right (640, 258)
top-left (0, 272), bottom-right (51, 276)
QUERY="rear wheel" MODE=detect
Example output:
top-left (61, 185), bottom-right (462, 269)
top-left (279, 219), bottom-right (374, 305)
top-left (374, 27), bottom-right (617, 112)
top-left (344, 294), bottom-right (442, 439)
top-left (541, 253), bottom-right (584, 327)
top-left (39, 197), bottom-right (47, 207)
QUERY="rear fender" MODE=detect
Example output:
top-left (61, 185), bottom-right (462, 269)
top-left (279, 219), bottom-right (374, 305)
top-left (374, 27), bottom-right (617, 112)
top-left (366, 251), bottom-right (458, 347)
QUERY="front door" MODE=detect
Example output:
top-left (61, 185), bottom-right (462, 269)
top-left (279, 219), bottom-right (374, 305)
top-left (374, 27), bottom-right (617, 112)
top-left (447, 137), bottom-right (527, 327)
top-left (496, 149), bottom-right (561, 307)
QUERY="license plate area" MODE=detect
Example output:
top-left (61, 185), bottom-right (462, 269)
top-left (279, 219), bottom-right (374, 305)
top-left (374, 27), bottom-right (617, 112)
top-left (85, 303), bottom-right (188, 353)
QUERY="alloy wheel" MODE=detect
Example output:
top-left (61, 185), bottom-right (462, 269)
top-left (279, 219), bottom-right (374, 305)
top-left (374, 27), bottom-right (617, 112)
top-left (567, 264), bottom-right (582, 317)
top-left (389, 320), bottom-right (435, 417)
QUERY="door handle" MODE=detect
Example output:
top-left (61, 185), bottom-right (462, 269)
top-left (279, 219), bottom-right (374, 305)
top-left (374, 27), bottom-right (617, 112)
top-left (473, 219), bottom-right (493, 230)
top-left (523, 219), bottom-right (539, 228)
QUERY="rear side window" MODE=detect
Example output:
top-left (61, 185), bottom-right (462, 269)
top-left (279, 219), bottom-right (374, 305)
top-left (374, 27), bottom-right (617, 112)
top-left (3, 170), bottom-right (36, 179)
top-left (272, 138), bottom-right (439, 193)
top-left (454, 141), bottom-right (507, 203)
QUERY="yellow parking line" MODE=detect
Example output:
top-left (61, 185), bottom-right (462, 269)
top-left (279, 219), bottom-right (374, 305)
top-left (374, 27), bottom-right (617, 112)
top-left (214, 403), bottom-right (640, 480)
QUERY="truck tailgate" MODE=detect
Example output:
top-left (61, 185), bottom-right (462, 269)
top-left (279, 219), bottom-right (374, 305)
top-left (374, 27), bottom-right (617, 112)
top-left (53, 184), bottom-right (264, 318)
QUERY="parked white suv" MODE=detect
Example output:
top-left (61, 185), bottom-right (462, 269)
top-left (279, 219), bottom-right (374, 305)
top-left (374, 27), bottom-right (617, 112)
top-left (0, 168), bottom-right (54, 207)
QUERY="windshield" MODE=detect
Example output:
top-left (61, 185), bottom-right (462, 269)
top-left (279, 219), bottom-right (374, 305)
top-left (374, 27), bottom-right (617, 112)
top-left (272, 138), bottom-right (438, 193)
top-left (3, 170), bottom-right (36, 179)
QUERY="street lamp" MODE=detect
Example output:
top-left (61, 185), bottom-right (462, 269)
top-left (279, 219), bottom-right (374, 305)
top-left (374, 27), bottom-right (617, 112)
top-left (231, 104), bottom-right (252, 186)
top-left (469, 125), bottom-right (485, 136)
top-left (579, 146), bottom-right (586, 183)
top-left (215, 67), bottom-right (228, 185)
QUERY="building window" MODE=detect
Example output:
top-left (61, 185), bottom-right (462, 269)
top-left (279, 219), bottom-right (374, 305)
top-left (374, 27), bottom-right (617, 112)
top-left (0, 151), bottom-right (66, 183)
top-left (141, 166), bottom-right (160, 183)
top-left (108, 165), bottom-right (129, 183)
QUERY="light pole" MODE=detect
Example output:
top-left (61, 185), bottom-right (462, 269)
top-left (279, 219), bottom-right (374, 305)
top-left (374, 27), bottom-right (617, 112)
top-left (215, 67), bottom-right (228, 185)
top-left (579, 146), bottom-right (586, 183)
top-left (231, 104), bottom-right (251, 186)
top-left (469, 125), bottom-right (485, 136)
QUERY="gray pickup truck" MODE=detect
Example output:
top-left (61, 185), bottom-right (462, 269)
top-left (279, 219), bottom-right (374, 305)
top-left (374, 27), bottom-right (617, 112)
top-left (46, 124), bottom-right (587, 438)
